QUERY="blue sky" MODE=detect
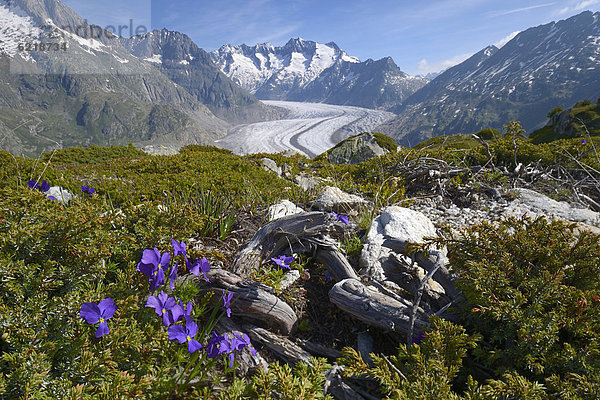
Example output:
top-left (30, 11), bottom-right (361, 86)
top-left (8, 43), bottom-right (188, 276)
top-left (61, 0), bottom-right (600, 75)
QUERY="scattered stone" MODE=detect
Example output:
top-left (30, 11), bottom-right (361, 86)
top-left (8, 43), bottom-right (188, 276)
top-left (47, 186), bottom-right (74, 203)
top-left (279, 269), bottom-right (301, 291)
top-left (261, 158), bottom-right (282, 176)
top-left (268, 200), bottom-right (305, 221)
top-left (310, 186), bottom-right (369, 214)
top-left (141, 145), bottom-right (179, 155)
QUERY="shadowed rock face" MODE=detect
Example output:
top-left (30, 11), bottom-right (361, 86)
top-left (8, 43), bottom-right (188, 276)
top-left (326, 132), bottom-right (391, 165)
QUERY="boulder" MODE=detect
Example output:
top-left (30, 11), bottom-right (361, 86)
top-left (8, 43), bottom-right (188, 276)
top-left (326, 132), bottom-right (394, 165)
top-left (261, 158), bottom-right (282, 176)
top-left (504, 188), bottom-right (600, 227)
top-left (310, 186), bottom-right (368, 214)
top-left (359, 206), bottom-right (453, 310)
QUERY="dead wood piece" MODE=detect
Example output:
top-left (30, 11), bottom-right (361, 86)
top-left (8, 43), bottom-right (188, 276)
top-left (243, 324), bottom-right (313, 366)
top-left (329, 279), bottom-right (428, 334)
top-left (380, 238), bottom-right (459, 300)
top-left (297, 339), bottom-right (343, 359)
top-left (187, 269), bottom-right (298, 335)
top-left (233, 211), bottom-right (358, 281)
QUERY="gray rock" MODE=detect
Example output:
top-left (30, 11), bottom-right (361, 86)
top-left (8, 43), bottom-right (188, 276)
top-left (47, 186), bottom-right (74, 203)
top-left (261, 158), bottom-right (282, 176)
top-left (141, 145), bottom-right (179, 156)
top-left (504, 188), bottom-right (600, 227)
top-left (326, 132), bottom-right (392, 165)
top-left (310, 186), bottom-right (368, 214)
top-left (268, 200), bottom-right (305, 221)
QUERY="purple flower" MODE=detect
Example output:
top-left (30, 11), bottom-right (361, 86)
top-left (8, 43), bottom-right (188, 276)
top-left (332, 211), bottom-right (350, 225)
top-left (80, 298), bottom-right (117, 338)
top-left (47, 196), bottom-right (57, 201)
top-left (81, 185), bottom-right (96, 195)
top-left (171, 238), bottom-right (187, 257)
top-left (206, 331), bottom-right (230, 359)
top-left (232, 332), bottom-right (257, 356)
top-left (168, 317), bottom-right (203, 353)
top-left (271, 255), bottom-right (294, 271)
top-left (222, 290), bottom-right (233, 318)
top-left (171, 300), bottom-right (192, 323)
top-left (137, 248), bottom-right (170, 291)
top-left (27, 180), bottom-right (50, 193)
top-left (324, 272), bottom-right (333, 282)
top-left (190, 258), bottom-right (211, 282)
top-left (582, 139), bottom-right (588, 144)
top-left (146, 291), bottom-right (177, 326)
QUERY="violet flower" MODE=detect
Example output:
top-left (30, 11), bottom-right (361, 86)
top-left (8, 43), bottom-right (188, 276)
top-left (332, 211), bottom-right (350, 225)
top-left (222, 290), bottom-right (233, 318)
top-left (271, 255), bottom-right (294, 271)
top-left (168, 261), bottom-right (178, 291)
top-left (146, 291), bottom-right (177, 326)
top-left (168, 316), bottom-right (203, 353)
top-left (27, 180), bottom-right (50, 193)
top-left (170, 300), bottom-right (192, 324)
top-left (81, 185), bottom-right (96, 195)
top-left (80, 298), bottom-right (117, 338)
top-left (137, 248), bottom-right (170, 291)
top-left (190, 258), bottom-right (211, 282)
top-left (206, 331), bottom-right (230, 359)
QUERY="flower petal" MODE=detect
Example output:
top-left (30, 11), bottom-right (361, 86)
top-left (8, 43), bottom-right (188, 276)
top-left (141, 248), bottom-right (160, 266)
top-left (185, 317), bottom-right (198, 338)
top-left (95, 321), bottom-right (110, 337)
top-left (188, 339), bottom-right (203, 354)
top-left (168, 325), bottom-right (187, 344)
top-left (170, 303), bottom-right (185, 323)
top-left (145, 295), bottom-right (163, 316)
top-left (80, 303), bottom-right (101, 324)
top-left (98, 298), bottom-right (116, 320)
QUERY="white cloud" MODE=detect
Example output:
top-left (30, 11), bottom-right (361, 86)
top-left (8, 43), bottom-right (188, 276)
top-left (494, 31), bottom-right (520, 48)
top-left (575, 0), bottom-right (600, 10)
top-left (557, 6), bottom-right (571, 13)
top-left (416, 53), bottom-right (473, 75)
top-left (489, 2), bottom-right (556, 17)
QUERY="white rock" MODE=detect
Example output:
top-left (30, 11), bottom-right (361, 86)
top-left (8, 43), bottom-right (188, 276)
top-left (504, 188), bottom-right (600, 227)
top-left (268, 200), bottom-right (305, 221)
top-left (311, 186), bottom-right (368, 213)
top-left (46, 186), bottom-right (73, 203)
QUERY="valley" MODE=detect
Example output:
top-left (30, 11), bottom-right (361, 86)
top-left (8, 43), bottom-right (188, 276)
top-left (216, 101), bottom-right (395, 157)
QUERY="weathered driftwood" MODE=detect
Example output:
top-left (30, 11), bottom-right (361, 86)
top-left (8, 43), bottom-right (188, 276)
top-left (407, 249), bottom-right (445, 344)
top-left (233, 211), bottom-right (358, 281)
top-left (329, 278), bottom-right (429, 334)
top-left (186, 268), bottom-right (298, 335)
top-left (243, 324), bottom-right (313, 366)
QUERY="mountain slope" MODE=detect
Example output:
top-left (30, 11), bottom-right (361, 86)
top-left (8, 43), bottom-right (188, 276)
top-left (211, 38), bottom-right (427, 110)
top-left (379, 11), bottom-right (600, 146)
top-left (0, 0), bottom-right (228, 156)
top-left (120, 29), bottom-right (283, 124)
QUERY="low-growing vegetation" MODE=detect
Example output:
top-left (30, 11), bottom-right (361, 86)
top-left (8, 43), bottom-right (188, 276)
top-left (1, 105), bottom-right (600, 398)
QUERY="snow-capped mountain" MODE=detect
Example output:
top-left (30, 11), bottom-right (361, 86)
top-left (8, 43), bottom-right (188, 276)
top-left (120, 29), bottom-right (282, 124)
top-left (379, 11), bottom-right (600, 146)
top-left (211, 38), bottom-right (427, 109)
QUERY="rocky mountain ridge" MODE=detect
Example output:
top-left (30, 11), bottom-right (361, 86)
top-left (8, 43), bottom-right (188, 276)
top-left (379, 11), bottom-right (600, 146)
top-left (211, 38), bottom-right (428, 110)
